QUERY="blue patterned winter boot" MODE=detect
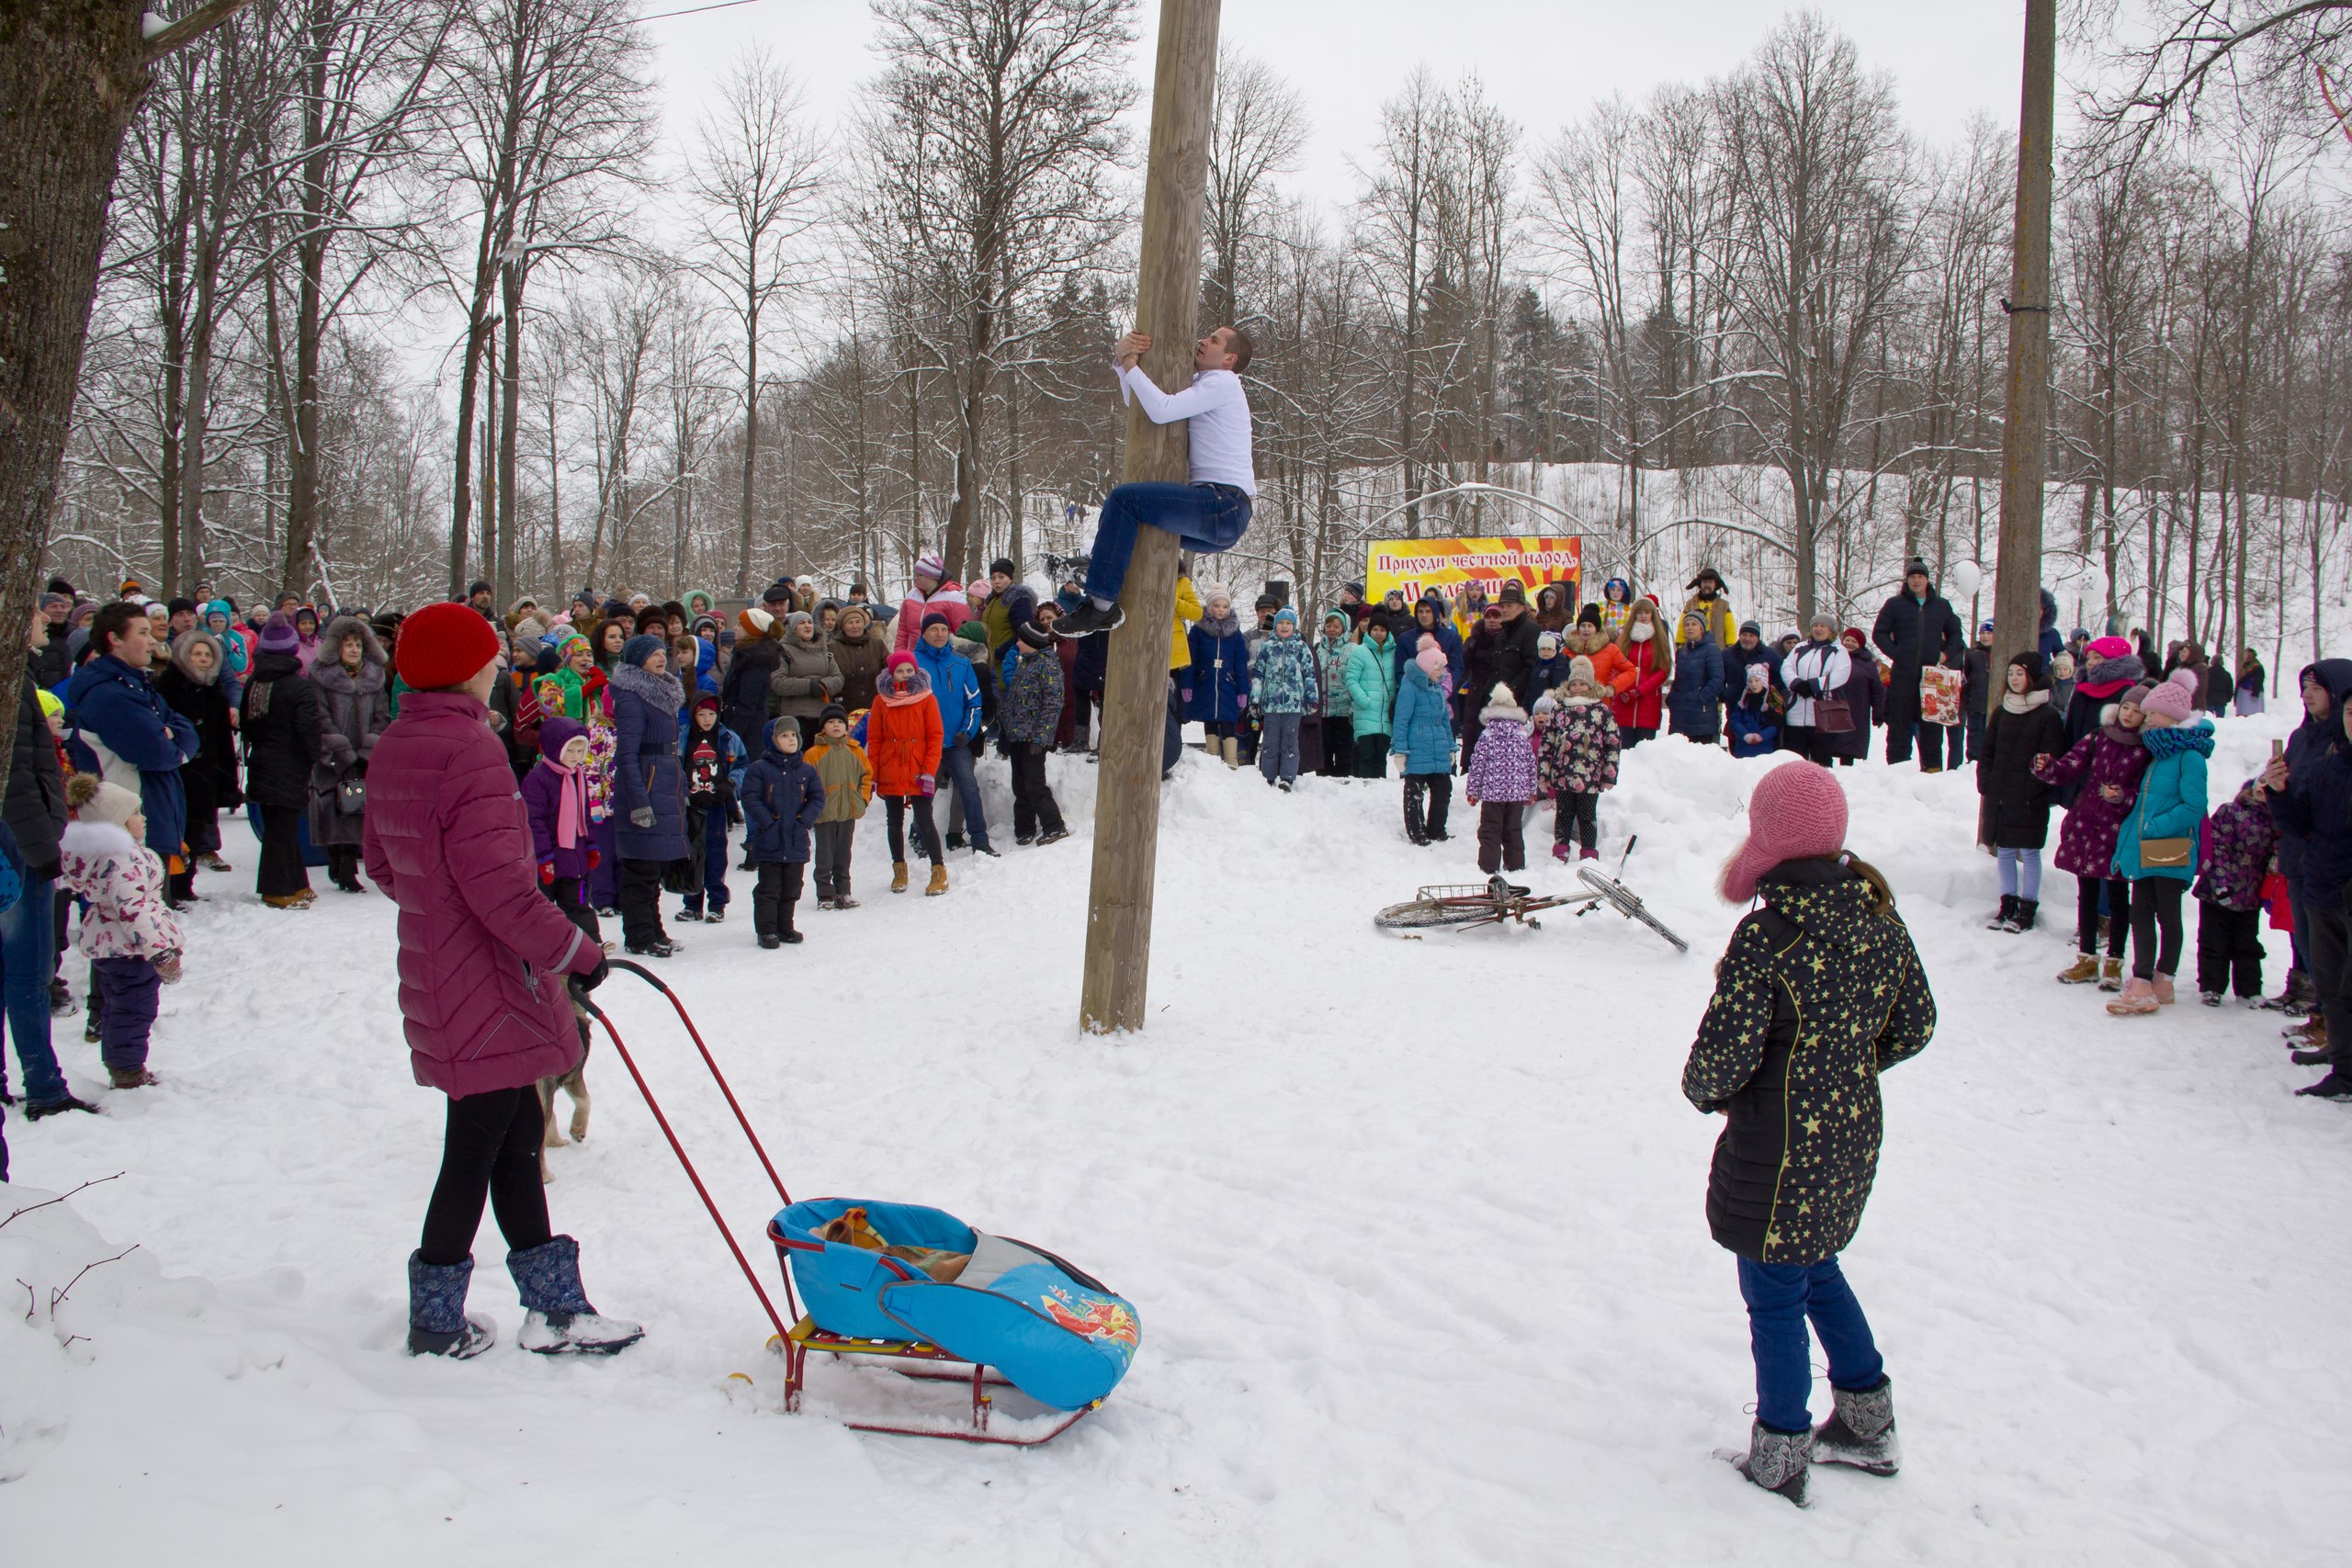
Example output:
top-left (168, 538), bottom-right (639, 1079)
top-left (507, 1235), bottom-right (643, 1355)
top-left (407, 1251), bottom-right (495, 1359)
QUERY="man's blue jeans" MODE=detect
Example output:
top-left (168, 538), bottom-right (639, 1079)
top-left (0, 877), bottom-right (67, 1107)
top-left (1737, 1254), bottom-right (1885, 1434)
top-left (941, 739), bottom-right (991, 851)
top-left (1082, 482), bottom-right (1252, 603)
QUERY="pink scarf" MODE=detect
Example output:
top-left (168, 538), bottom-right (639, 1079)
top-left (548, 758), bottom-right (588, 850)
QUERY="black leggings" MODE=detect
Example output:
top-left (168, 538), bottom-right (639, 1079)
top-left (1554, 790), bottom-right (1599, 852)
top-left (2075, 874), bottom-right (2131, 956)
top-left (2128, 876), bottom-right (2187, 980)
top-left (420, 1085), bottom-right (552, 1266)
top-left (883, 794), bottom-right (942, 863)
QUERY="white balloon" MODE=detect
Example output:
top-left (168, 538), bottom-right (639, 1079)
top-left (1946, 560), bottom-right (1983, 600)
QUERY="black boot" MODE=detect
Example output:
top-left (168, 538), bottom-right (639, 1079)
top-left (2004, 898), bottom-right (2038, 934)
top-left (1402, 780), bottom-right (1429, 846)
top-left (1985, 895), bottom-right (2016, 931)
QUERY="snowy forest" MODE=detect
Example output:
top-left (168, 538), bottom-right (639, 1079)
top-left (48, 0), bottom-right (2352, 653)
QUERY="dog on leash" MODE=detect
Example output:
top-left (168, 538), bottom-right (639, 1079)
top-left (537, 1014), bottom-right (594, 1183)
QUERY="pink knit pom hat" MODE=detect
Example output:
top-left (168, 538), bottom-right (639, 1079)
top-left (2137, 666), bottom-right (2200, 723)
top-left (1719, 761), bottom-right (1849, 903)
top-left (1415, 643), bottom-right (1447, 678)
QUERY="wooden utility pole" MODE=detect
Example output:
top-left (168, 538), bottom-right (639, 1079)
top-left (1993, 0), bottom-right (2056, 704)
top-left (1079, 0), bottom-right (1220, 1036)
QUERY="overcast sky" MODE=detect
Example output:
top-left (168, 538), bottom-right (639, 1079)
top-left (641, 0), bottom-right (2047, 209)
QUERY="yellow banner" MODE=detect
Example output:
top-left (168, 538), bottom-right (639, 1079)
top-left (1364, 536), bottom-right (1582, 606)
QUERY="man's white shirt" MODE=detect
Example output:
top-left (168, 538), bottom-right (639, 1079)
top-left (1114, 363), bottom-right (1257, 496)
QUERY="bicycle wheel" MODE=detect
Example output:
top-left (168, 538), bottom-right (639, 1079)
top-left (1374, 898), bottom-right (1498, 930)
top-left (1628, 904), bottom-right (1690, 953)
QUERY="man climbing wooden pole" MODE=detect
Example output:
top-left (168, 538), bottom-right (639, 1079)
top-left (1077, 0), bottom-right (1223, 1035)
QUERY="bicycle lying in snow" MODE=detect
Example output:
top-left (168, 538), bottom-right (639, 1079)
top-left (1373, 835), bottom-right (1689, 953)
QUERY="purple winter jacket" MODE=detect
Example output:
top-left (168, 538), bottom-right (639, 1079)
top-left (2194, 791), bottom-right (2278, 911)
top-left (1464, 711), bottom-right (1539, 804)
top-left (2032, 727), bottom-right (2151, 879)
top-left (363, 690), bottom-right (598, 1100)
top-left (521, 716), bottom-right (596, 883)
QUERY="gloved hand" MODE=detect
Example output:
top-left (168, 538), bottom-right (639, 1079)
top-left (1789, 678), bottom-right (1819, 699)
top-left (630, 807), bottom-right (655, 828)
top-left (587, 849), bottom-right (601, 869)
top-left (918, 774), bottom-right (936, 797)
top-left (577, 952), bottom-right (609, 991)
top-left (539, 861), bottom-right (556, 886)
top-left (1236, 694), bottom-right (1249, 712)
top-left (1180, 687), bottom-right (1192, 703)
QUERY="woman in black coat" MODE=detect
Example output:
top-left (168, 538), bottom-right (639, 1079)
top-left (155, 629), bottom-right (241, 902)
top-left (719, 612), bottom-right (783, 753)
top-left (241, 618), bottom-right (327, 907)
top-left (1976, 651), bottom-right (2068, 933)
top-left (308, 615), bottom-right (392, 893)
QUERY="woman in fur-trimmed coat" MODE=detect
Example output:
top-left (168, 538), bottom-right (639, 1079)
top-left (309, 614), bottom-right (392, 891)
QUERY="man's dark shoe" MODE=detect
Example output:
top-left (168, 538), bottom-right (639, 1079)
top-left (1052, 601), bottom-right (1125, 638)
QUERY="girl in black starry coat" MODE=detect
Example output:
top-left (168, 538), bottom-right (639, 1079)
top-left (1681, 761), bottom-right (1936, 1508)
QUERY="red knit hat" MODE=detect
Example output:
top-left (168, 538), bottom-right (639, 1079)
top-left (394, 602), bottom-right (502, 692)
top-left (1720, 761), bottom-right (1849, 903)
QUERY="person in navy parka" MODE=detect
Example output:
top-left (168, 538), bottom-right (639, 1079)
top-left (66, 604), bottom-right (198, 869)
top-left (1668, 611), bottom-right (1726, 745)
top-left (1184, 585), bottom-right (1251, 765)
top-left (607, 634), bottom-right (688, 957)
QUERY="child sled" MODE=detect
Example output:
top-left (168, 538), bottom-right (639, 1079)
top-left (571, 963), bottom-right (1139, 1445)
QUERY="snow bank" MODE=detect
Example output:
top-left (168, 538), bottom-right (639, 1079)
top-left (5, 714), bottom-right (2348, 1563)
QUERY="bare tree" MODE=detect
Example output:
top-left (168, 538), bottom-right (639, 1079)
top-left (859, 0), bottom-right (1137, 581)
top-left (1204, 48), bottom-right (1307, 330)
top-left (685, 49), bottom-right (823, 598)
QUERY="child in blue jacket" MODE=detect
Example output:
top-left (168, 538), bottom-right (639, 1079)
top-left (741, 719), bottom-right (826, 947)
top-left (1727, 665), bottom-right (1781, 758)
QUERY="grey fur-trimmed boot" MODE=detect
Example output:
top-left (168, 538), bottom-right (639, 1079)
top-left (407, 1252), bottom-right (495, 1359)
top-left (507, 1235), bottom-right (643, 1355)
top-left (1727, 1421), bottom-right (1812, 1508)
top-left (1811, 1375), bottom-right (1900, 1476)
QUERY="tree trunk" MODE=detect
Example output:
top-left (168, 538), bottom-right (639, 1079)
top-left (0, 2), bottom-right (155, 768)
top-left (736, 295), bottom-right (759, 597)
top-left (496, 265), bottom-right (523, 606)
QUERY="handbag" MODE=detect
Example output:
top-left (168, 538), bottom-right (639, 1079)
top-left (1816, 693), bottom-right (1854, 734)
top-left (2138, 835), bottom-right (2193, 869)
top-left (335, 775), bottom-right (367, 816)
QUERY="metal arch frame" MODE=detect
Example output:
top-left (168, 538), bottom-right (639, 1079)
top-left (1355, 480), bottom-right (1594, 536)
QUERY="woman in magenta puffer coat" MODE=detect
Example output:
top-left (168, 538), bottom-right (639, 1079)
top-left (363, 604), bottom-right (639, 1361)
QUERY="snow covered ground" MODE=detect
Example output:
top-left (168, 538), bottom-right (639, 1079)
top-left (6, 713), bottom-right (2349, 1565)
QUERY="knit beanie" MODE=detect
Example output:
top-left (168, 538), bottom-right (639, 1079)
top-left (2010, 650), bottom-right (2048, 690)
top-left (256, 612), bottom-right (300, 655)
top-left (886, 650), bottom-right (916, 673)
top-left (916, 553), bottom-right (947, 582)
top-left (392, 602), bottom-right (500, 691)
top-left (818, 703), bottom-right (848, 726)
top-left (989, 557), bottom-right (1016, 579)
top-left (1272, 605), bottom-right (1298, 626)
top-left (1577, 604), bottom-right (1603, 630)
top-left (1015, 621), bottom-right (1055, 650)
top-left (955, 621), bottom-right (988, 647)
top-left (621, 634), bottom-right (666, 668)
top-left (1720, 761), bottom-right (1849, 904)
top-left (739, 607), bottom-right (775, 638)
top-left (2138, 666), bottom-right (2199, 723)
top-left (65, 772), bottom-right (141, 829)
top-left (784, 611), bottom-right (814, 636)
top-left (1415, 643), bottom-right (1447, 678)
top-left (1537, 631), bottom-right (1563, 657)
top-left (921, 611), bottom-right (953, 633)
top-left (1568, 655), bottom-right (1597, 690)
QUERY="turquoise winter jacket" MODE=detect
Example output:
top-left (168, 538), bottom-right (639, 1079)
top-left (2113, 719), bottom-right (2211, 882)
top-left (1343, 639), bottom-right (1399, 739)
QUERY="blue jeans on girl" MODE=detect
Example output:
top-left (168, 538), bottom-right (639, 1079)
top-left (1737, 1254), bottom-right (1885, 1434)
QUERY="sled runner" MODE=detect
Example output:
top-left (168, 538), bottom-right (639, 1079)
top-left (571, 962), bottom-right (1137, 1446)
top-left (1374, 836), bottom-right (1687, 952)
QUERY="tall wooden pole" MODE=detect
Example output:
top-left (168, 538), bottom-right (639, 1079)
top-left (1993, 0), bottom-right (2056, 703)
top-left (1079, 0), bottom-right (1220, 1036)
